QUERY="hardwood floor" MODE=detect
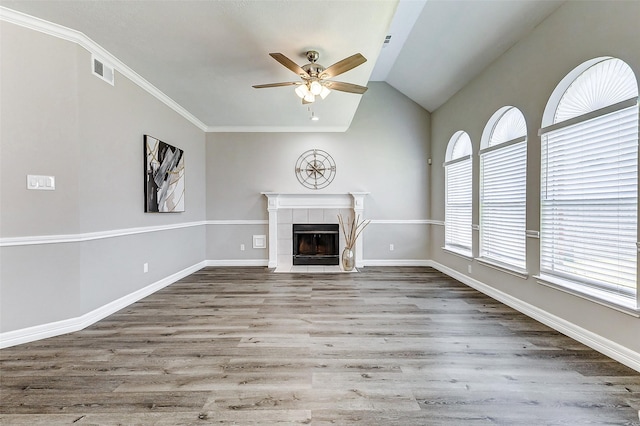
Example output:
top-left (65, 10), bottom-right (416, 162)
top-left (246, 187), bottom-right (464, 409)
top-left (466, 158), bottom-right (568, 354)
top-left (1, 266), bottom-right (639, 425)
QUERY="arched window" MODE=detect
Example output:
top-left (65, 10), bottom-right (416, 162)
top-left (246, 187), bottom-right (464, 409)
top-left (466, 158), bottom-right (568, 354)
top-left (445, 131), bottom-right (473, 255)
top-left (539, 57), bottom-right (638, 310)
top-left (479, 107), bottom-right (527, 271)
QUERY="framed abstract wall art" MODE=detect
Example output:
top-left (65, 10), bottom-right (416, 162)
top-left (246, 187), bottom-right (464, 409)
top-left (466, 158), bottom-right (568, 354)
top-left (144, 135), bottom-right (185, 212)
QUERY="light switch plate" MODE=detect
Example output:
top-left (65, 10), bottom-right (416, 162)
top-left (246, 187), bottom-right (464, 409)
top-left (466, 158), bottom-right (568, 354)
top-left (27, 175), bottom-right (55, 190)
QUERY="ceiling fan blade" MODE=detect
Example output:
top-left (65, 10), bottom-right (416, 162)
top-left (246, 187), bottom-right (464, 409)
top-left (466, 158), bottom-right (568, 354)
top-left (324, 81), bottom-right (368, 94)
top-left (269, 53), bottom-right (310, 78)
top-left (320, 53), bottom-right (367, 79)
top-left (252, 82), bottom-right (300, 89)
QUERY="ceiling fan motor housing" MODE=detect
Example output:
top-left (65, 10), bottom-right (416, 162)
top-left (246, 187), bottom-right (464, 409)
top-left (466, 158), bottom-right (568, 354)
top-left (306, 50), bottom-right (320, 63)
top-left (302, 63), bottom-right (325, 78)
top-left (303, 51), bottom-right (325, 78)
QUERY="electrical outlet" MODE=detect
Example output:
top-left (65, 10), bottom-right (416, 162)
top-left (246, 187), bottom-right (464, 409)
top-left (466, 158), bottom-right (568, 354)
top-left (389, 244), bottom-right (394, 251)
top-left (468, 264), bottom-right (472, 274)
top-left (240, 244), bottom-right (245, 251)
top-left (143, 263), bottom-right (149, 273)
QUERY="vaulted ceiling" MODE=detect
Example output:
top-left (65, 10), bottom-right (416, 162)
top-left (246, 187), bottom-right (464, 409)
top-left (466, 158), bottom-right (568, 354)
top-left (1, 0), bottom-right (564, 132)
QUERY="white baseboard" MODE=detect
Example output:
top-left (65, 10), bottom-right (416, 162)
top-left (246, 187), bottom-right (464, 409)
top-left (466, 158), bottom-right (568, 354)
top-left (0, 261), bottom-right (206, 349)
top-left (428, 260), bottom-right (640, 373)
top-left (363, 259), bottom-right (432, 267)
top-left (204, 259), bottom-right (429, 268)
top-left (205, 259), bottom-right (269, 267)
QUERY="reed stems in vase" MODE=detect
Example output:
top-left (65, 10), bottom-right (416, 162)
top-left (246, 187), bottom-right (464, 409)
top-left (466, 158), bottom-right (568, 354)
top-left (338, 213), bottom-right (370, 250)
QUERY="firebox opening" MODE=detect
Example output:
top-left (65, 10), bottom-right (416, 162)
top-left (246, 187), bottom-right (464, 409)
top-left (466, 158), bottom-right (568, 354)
top-left (293, 224), bottom-right (339, 266)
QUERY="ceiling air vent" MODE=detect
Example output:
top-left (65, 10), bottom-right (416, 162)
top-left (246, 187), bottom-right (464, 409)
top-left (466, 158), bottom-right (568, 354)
top-left (92, 55), bottom-right (114, 85)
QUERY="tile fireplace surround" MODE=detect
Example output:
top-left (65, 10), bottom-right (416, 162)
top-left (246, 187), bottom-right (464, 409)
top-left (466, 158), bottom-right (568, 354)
top-left (262, 192), bottom-right (369, 271)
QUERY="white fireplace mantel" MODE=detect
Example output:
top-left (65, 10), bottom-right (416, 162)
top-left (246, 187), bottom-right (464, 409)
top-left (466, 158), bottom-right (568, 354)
top-left (261, 192), bottom-right (369, 269)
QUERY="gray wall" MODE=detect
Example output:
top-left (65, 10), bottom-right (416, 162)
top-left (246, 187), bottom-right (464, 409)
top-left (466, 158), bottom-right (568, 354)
top-left (429, 1), bottom-right (640, 353)
top-left (205, 82), bottom-right (432, 262)
top-left (0, 22), bottom-right (206, 332)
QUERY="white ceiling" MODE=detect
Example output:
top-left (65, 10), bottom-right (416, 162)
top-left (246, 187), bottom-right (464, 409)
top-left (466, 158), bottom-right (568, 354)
top-left (0, 0), bottom-right (563, 132)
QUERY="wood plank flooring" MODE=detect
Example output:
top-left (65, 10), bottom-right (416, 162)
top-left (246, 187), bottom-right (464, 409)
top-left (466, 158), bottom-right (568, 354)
top-left (1, 266), bottom-right (639, 425)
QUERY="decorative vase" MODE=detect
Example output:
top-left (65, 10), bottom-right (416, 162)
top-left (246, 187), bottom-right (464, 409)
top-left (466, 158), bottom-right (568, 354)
top-left (342, 247), bottom-right (355, 271)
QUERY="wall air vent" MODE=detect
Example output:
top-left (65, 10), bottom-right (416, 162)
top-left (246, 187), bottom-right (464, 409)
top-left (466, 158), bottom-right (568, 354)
top-left (92, 55), bottom-right (114, 85)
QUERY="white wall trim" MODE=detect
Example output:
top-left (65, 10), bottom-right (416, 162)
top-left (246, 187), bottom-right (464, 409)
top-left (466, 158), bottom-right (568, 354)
top-left (0, 261), bottom-right (206, 349)
top-left (206, 125), bottom-right (349, 133)
top-left (0, 219), bottom-right (446, 247)
top-left (428, 260), bottom-right (640, 373)
top-left (207, 258), bottom-right (432, 267)
top-left (0, 221), bottom-right (207, 247)
top-left (206, 220), bottom-right (268, 226)
top-left (369, 219), bottom-right (436, 225)
top-left (206, 259), bottom-right (269, 267)
top-left (363, 259), bottom-right (432, 267)
top-left (0, 6), bottom-right (207, 132)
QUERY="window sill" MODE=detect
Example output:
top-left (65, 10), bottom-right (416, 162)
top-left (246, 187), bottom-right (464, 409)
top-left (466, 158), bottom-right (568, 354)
top-left (442, 246), bottom-right (473, 260)
top-left (476, 257), bottom-right (528, 279)
top-left (535, 274), bottom-right (639, 317)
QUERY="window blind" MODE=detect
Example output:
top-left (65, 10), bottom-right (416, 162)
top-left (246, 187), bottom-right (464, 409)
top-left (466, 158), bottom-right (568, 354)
top-left (540, 104), bottom-right (638, 293)
top-left (445, 156), bottom-right (472, 253)
top-left (480, 139), bottom-right (527, 269)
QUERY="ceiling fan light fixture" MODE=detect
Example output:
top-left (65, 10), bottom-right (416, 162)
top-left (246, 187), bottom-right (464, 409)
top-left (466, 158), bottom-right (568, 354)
top-left (254, 51), bottom-right (368, 106)
top-left (309, 80), bottom-right (323, 96)
top-left (319, 86), bottom-right (331, 99)
top-left (295, 84), bottom-right (308, 99)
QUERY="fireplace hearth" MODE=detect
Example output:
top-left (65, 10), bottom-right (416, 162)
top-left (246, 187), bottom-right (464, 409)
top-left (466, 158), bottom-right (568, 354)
top-left (293, 224), bottom-right (339, 265)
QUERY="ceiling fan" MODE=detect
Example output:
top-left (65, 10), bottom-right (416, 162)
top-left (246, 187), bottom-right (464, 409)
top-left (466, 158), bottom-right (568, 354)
top-left (253, 50), bottom-right (368, 104)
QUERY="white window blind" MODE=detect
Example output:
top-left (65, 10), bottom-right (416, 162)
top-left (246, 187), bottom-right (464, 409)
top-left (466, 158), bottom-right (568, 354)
top-left (446, 158), bottom-right (472, 252)
top-left (554, 59), bottom-right (637, 123)
top-left (445, 132), bottom-right (473, 254)
top-left (480, 108), bottom-right (527, 269)
top-left (540, 104), bottom-right (638, 293)
top-left (489, 107), bottom-right (527, 147)
top-left (540, 58), bottom-right (638, 300)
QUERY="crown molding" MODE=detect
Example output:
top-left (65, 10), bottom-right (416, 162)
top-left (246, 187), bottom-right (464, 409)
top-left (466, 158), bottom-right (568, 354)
top-left (206, 125), bottom-right (349, 133)
top-left (0, 6), bottom-right (208, 132)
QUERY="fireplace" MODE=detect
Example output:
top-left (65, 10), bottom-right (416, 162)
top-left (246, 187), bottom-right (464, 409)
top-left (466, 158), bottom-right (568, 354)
top-left (293, 224), bottom-right (339, 265)
top-left (261, 192), bottom-right (368, 270)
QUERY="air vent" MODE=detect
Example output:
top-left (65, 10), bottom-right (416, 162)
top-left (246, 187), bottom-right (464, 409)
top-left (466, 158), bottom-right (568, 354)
top-left (92, 55), bottom-right (114, 85)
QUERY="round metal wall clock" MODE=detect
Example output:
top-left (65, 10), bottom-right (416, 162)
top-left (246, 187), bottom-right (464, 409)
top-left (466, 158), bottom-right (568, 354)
top-left (295, 149), bottom-right (336, 190)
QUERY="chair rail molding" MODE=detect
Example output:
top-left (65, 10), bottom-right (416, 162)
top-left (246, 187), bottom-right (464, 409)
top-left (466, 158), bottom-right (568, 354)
top-left (0, 221), bottom-right (207, 247)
